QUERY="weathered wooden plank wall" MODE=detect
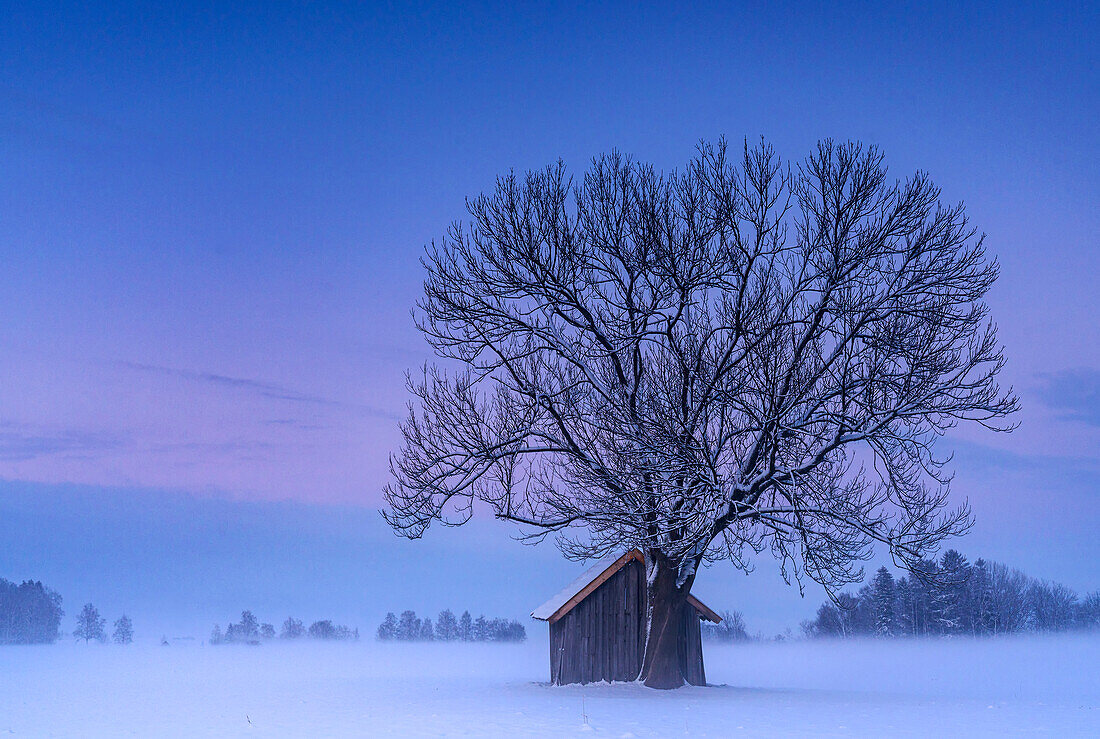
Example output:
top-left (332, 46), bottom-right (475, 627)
top-left (677, 600), bottom-right (706, 686)
top-left (549, 558), bottom-right (708, 686)
top-left (550, 558), bottom-right (646, 684)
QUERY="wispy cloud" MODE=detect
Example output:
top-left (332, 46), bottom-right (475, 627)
top-left (148, 440), bottom-right (279, 455)
top-left (0, 422), bottom-right (125, 462)
top-left (1034, 368), bottom-right (1100, 427)
top-left (119, 362), bottom-right (400, 421)
top-left (265, 418), bottom-right (328, 431)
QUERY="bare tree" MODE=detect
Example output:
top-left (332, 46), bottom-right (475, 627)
top-left (112, 614), bottom-right (133, 644)
top-left (383, 139), bottom-right (1017, 688)
top-left (74, 603), bottom-right (106, 644)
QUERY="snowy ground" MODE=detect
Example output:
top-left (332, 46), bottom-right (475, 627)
top-left (2, 635), bottom-right (1098, 737)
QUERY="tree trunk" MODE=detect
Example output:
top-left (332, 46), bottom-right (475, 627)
top-left (639, 553), bottom-right (693, 689)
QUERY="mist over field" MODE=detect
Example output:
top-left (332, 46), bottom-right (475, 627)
top-left (3, 636), bottom-right (1098, 736)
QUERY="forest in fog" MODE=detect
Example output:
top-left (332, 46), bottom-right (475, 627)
top-left (803, 549), bottom-right (1100, 638)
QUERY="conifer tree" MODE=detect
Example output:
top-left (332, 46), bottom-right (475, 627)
top-left (969, 559), bottom-right (995, 635)
top-left (932, 550), bottom-right (971, 635)
top-left (472, 615), bottom-right (488, 641)
top-left (852, 585), bottom-right (875, 635)
top-left (459, 611), bottom-right (472, 641)
top-left (397, 610), bottom-right (420, 641)
top-left (435, 609), bottom-right (459, 641)
top-left (895, 577), bottom-right (915, 636)
top-left (377, 613), bottom-right (397, 641)
top-left (871, 567), bottom-right (896, 637)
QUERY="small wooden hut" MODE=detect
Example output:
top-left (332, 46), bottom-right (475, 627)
top-left (531, 549), bottom-right (721, 685)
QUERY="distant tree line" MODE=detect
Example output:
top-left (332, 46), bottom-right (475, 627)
top-left (0, 579), bottom-right (63, 644)
top-left (2, 580), bottom-right (134, 646)
top-left (701, 610), bottom-right (751, 642)
top-left (803, 550), bottom-right (1100, 638)
top-left (210, 611), bottom-right (359, 644)
top-left (376, 609), bottom-right (526, 642)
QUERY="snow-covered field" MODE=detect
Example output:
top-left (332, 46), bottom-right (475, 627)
top-left (2, 635), bottom-right (1098, 737)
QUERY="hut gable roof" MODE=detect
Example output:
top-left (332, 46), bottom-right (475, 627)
top-left (530, 549), bottom-right (722, 624)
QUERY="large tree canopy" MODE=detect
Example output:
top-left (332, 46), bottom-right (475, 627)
top-left (383, 139), bottom-right (1016, 686)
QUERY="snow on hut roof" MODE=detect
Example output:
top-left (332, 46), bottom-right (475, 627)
top-left (530, 551), bottom-right (628, 621)
top-left (530, 549), bottom-right (722, 624)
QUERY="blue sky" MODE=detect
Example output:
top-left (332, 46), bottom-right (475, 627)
top-left (0, 1), bottom-right (1097, 633)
